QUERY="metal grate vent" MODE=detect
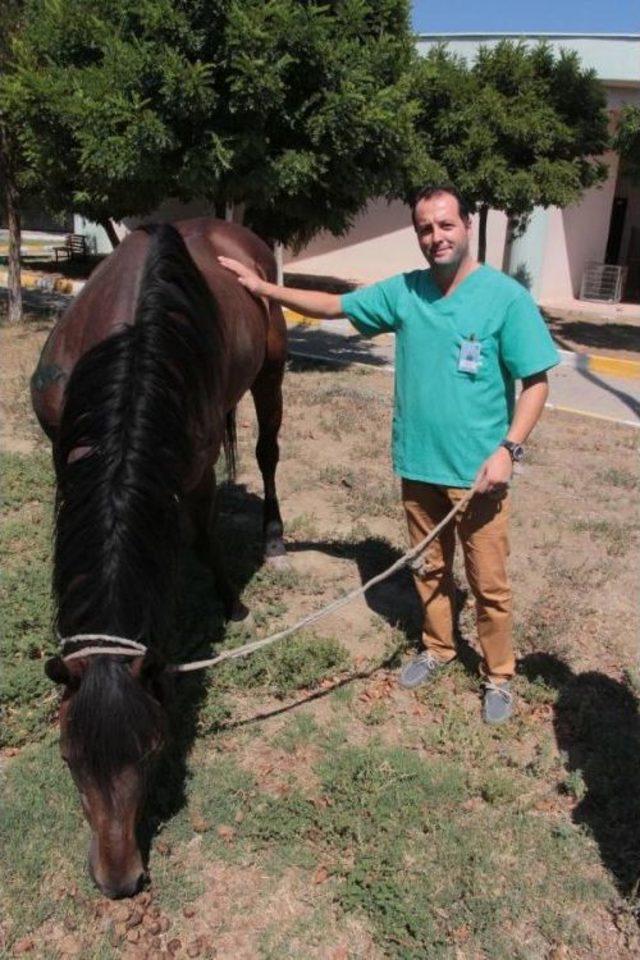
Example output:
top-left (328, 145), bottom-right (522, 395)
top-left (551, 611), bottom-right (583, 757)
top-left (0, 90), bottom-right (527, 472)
top-left (580, 262), bottom-right (627, 303)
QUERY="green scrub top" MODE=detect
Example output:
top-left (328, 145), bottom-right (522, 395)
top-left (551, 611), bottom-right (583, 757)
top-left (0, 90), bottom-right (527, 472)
top-left (341, 265), bottom-right (560, 487)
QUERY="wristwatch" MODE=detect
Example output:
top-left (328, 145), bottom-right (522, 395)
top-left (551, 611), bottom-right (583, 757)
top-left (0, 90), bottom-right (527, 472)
top-left (500, 440), bottom-right (525, 463)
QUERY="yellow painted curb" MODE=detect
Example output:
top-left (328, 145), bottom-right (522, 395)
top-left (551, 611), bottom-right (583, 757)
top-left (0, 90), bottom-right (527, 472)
top-left (0, 268), bottom-right (79, 295)
top-left (283, 308), bottom-right (320, 328)
top-left (587, 353), bottom-right (640, 379)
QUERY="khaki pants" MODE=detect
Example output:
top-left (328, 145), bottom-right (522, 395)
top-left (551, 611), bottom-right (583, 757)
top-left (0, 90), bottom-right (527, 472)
top-left (402, 479), bottom-right (515, 682)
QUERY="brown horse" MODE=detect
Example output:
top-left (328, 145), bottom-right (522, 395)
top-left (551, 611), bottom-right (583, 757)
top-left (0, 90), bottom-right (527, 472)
top-left (31, 218), bottom-right (287, 898)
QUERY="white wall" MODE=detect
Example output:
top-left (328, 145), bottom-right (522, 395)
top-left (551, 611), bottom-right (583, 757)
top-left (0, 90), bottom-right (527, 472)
top-left (539, 153), bottom-right (620, 299)
top-left (284, 198), bottom-right (508, 285)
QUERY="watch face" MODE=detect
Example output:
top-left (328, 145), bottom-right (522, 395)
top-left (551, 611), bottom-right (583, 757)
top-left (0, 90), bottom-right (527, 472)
top-left (502, 441), bottom-right (524, 462)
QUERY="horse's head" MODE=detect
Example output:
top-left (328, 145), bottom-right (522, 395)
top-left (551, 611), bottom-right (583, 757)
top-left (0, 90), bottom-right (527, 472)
top-left (45, 653), bottom-right (167, 899)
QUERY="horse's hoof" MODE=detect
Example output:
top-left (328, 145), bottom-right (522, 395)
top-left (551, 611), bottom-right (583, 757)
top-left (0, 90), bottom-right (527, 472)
top-left (264, 536), bottom-right (286, 559)
top-left (265, 553), bottom-right (290, 570)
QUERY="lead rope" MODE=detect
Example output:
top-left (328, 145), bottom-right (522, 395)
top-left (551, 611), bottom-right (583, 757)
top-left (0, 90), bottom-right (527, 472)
top-left (60, 484), bottom-right (479, 673)
top-left (171, 483), bottom-right (479, 674)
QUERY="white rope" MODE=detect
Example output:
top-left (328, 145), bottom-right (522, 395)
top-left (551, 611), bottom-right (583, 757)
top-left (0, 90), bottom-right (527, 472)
top-left (56, 485), bottom-right (479, 673)
top-left (170, 484), bottom-right (478, 673)
top-left (59, 633), bottom-right (147, 662)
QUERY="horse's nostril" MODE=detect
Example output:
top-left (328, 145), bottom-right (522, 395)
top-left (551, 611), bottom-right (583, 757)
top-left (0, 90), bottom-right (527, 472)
top-left (90, 867), bottom-right (147, 900)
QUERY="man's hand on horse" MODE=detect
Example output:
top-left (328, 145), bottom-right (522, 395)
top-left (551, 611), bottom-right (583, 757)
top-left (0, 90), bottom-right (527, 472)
top-left (218, 256), bottom-right (266, 296)
top-left (474, 446), bottom-right (513, 496)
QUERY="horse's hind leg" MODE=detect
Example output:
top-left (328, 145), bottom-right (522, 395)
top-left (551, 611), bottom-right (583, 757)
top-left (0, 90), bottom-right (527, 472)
top-left (252, 305), bottom-right (286, 562)
top-left (188, 470), bottom-right (249, 621)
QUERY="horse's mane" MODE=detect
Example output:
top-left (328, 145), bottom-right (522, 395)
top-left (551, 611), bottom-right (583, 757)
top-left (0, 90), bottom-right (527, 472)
top-left (53, 222), bottom-right (235, 646)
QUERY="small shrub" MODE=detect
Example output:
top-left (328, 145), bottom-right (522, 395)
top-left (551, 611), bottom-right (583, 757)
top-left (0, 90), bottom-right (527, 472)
top-left (219, 633), bottom-right (349, 697)
top-left (479, 770), bottom-right (521, 805)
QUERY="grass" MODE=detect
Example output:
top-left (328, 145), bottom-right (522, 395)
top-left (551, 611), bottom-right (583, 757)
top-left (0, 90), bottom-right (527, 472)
top-left (571, 517), bottom-right (638, 557)
top-left (178, 739), bottom-right (613, 959)
top-left (2, 362), bottom-right (639, 957)
top-left (0, 451), bottom-right (57, 747)
top-left (216, 632), bottom-right (350, 698)
top-left (595, 467), bottom-right (638, 490)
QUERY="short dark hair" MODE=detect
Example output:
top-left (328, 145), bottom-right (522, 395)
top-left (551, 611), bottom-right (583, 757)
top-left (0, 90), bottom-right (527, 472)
top-left (411, 183), bottom-right (474, 223)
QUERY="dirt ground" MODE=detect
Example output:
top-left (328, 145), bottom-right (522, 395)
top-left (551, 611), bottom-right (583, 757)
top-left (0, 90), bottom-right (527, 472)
top-left (2, 313), bottom-right (639, 959)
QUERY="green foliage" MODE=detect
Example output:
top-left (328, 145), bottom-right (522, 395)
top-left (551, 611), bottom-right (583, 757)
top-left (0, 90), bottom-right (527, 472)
top-left (1, 448), bottom-right (53, 509)
top-left (6, 0), bottom-right (231, 225)
top-left (218, 0), bottom-right (434, 245)
top-left (613, 104), bottom-right (640, 184)
top-left (219, 632), bottom-right (349, 698)
top-left (273, 713), bottom-right (319, 753)
top-left (411, 41), bottom-right (609, 225)
top-left (3, 0), bottom-right (431, 247)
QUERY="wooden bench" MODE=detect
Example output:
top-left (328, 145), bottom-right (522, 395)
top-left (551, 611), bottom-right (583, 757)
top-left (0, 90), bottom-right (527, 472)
top-left (54, 234), bottom-right (90, 262)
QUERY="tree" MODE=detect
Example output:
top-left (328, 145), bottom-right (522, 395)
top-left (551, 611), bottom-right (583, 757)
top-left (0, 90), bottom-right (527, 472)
top-left (411, 41), bottom-right (610, 262)
top-left (207, 0), bottom-right (434, 250)
top-left (0, 1), bottom-right (27, 323)
top-left (13, 0), bottom-right (432, 259)
top-left (613, 104), bottom-right (640, 186)
top-left (12, 0), bottom-right (232, 247)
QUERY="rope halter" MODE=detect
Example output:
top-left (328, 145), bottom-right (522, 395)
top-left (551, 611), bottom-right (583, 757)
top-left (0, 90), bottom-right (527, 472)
top-left (58, 633), bottom-right (148, 663)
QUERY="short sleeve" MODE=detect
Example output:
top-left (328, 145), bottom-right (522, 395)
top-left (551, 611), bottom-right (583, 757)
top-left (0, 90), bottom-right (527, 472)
top-left (499, 291), bottom-right (560, 379)
top-left (340, 274), bottom-right (403, 337)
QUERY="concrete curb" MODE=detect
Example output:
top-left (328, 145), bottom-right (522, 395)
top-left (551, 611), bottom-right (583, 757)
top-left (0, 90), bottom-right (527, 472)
top-left (284, 309), bottom-right (640, 380)
top-left (556, 348), bottom-right (640, 380)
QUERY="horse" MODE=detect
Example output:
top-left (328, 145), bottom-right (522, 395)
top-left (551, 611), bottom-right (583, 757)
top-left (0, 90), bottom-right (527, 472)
top-left (31, 218), bottom-right (287, 899)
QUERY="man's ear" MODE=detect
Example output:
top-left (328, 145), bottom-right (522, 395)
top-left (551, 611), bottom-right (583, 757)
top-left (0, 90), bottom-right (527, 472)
top-left (44, 656), bottom-right (72, 685)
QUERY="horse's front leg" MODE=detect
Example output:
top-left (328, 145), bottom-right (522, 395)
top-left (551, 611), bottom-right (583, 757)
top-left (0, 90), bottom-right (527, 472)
top-left (251, 345), bottom-right (286, 563)
top-left (187, 470), bottom-right (249, 621)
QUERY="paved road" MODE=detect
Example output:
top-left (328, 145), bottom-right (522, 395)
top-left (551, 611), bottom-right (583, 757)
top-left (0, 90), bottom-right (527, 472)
top-left (287, 320), bottom-right (640, 428)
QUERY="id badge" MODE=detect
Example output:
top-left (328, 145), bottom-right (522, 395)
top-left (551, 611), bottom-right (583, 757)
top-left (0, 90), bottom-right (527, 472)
top-left (458, 338), bottom-right (481, 374)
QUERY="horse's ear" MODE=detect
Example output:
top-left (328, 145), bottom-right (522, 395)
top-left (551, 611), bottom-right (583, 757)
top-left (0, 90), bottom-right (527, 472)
top-left (45, 656), bottom-right (71, 685)
top-left (130, 649), bottom-right (167, 682)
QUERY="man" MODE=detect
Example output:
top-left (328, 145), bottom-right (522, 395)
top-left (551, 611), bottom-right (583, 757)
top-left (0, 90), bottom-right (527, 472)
top-left (219, 184), bottom-right (559, 724)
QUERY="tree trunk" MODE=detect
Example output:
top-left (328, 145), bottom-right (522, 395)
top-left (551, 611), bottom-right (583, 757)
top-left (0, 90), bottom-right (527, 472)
top-left (501, 217), bottom-right (517, 275)
top-left (100, 218), bottom-right (121, 250)
top-left (1, 125), bottom-right (23, 324)
top-left (274, 241), bottom-right (284, 286)
top-left (225, 202), bottom-right (234, 222)
top-left (477, 204), bottom-right (489, 263)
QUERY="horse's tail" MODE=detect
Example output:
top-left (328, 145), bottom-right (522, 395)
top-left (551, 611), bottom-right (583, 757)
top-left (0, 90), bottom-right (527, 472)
top-left (54, 223), bottom-right (234, 641)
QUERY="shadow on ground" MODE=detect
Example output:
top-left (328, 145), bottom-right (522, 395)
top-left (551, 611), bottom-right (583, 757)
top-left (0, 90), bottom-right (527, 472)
top-left (546, 318), bottom-right (640, 355)
top-left (287, 327), bottom-right (392, 368)
top-left (520, 652), bottom-right (640, 908)
top-left (141, 480), bottom-right (273, 854)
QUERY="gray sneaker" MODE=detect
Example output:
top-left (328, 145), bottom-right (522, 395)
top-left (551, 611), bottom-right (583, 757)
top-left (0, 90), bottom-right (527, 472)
top-left (398, 651), bottom-right (451, 690)
top-left (482, 680), bottom-right (514, 724)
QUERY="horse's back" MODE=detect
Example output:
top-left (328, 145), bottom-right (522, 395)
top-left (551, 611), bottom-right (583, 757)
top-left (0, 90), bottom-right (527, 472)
top-left (31, 230), bottom-right (152, 437)
top-left (31, 218), bottom-right (286, 438)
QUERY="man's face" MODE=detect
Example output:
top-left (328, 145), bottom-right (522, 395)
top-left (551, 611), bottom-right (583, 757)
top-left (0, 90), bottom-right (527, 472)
top-left (413, 193), bottom-right (471, 271)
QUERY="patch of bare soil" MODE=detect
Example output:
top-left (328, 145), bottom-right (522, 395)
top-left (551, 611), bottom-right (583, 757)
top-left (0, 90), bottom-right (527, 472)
top-left (1, 315), bottom-right (54, 453)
